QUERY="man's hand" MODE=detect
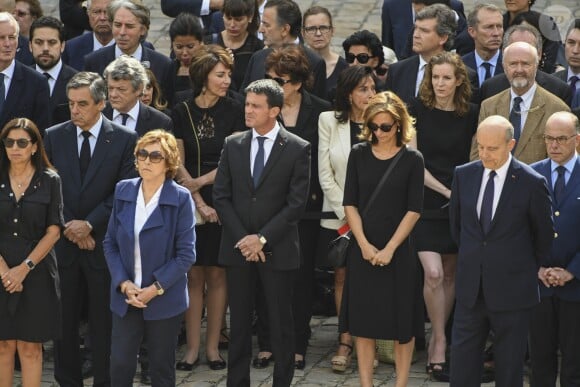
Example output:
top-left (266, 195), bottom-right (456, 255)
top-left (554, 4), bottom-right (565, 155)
top-left (538, 266), bottom-right (552, 288)
top-left (76, 235), bottom-right (96, 250)
top-left (546, 267), bottom-right (574, 287)
top-left (236, 234), bottom-right (266, 262)
top-left (64, 220), bottom-right (92, 243)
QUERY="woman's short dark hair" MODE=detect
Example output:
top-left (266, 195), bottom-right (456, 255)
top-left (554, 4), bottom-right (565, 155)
top-left (223, 0), bottom-right (260, 36)
top-left (302, 5), bottom-right (333, 28)
top-left (265, 44), bottom-right (312, 90)
top-left (359, 92), bottom-right (416, 146)
top-left (334, 65), bottom-right (375, 124)
top-left (342, 30), bottom-right (385, 68)
top-left (419, 51), bottom-right (472, 117)
top-left (189, 45), bottom-right (234, 97)
top-left (169, 12), bottom-right (203, 42)
top-left (0, 118), bottom-right (54, 173)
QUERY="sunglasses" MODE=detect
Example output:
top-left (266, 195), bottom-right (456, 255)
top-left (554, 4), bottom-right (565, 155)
top-left (264, 73), bottom-right (292, 86)
top-left (136, 149), bottom-right (165, 163)
top-left (368, 122), bottom-right (395, 133)
top-left (3, 138), bottom-right (33, 148)
top-left (375, 66), bottom-right (388, 76)
top-left (345, 52), bottom-right (374, 64)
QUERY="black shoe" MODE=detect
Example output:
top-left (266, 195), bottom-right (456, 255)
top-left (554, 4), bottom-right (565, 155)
top-left (431, 362), bottom-right (450, 383)
top-left (81, 358), bottom-right (93, 379)
top-left (252, 355), bottom-right (274, 369)
top-left (140, 368), bottom-right (151, 385)
top-left (175, 358), bottom-right (199, 371)
top-left (208, 355), bottom-right (226, 370)
top-left (218, 328), bottom-right (229, 350)
top-left (481, 367), bottom-right (495, 383)
top-left (294, 358), bottom-right (305, 370)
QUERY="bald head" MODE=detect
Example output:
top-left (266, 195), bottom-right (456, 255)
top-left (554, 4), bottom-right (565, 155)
top-left (544, 111), bottom-right (580, 165)
top-left (503, 42), bottom-right (538, 95)
top-left (477, 115), bottom-right (515, 170)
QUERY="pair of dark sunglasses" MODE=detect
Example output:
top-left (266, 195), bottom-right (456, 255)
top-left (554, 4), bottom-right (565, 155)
top-left (136, 149), bottom-right (165, 163)
top-left (264, 73), bottom-right (292, 86)
top-left (375, 66), bottom-right (388, 76)
top-left (345, 52), bottom-right (374, 64)
top-left (3, 138), bottom-right (33, 148)
top-left (368, 122), bottom-right (395, 133)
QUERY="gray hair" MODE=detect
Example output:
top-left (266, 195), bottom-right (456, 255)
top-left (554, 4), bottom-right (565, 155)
top-left (103, 55), bottom-right (148, 92)
top-left (416, 4), bottom-right (457, 51)
top-left (503, 23), bottom-right (542, 54)
top-left (0, 11), bottom-right (19, 36)
top-left (67, 72), bottom-right (108, 103)
top-left (245, 79), bottom-right (284, 109)
top-left (467, 3), bottom-right (502, 28)
top-left (108, 0), bottom-right (150, 32)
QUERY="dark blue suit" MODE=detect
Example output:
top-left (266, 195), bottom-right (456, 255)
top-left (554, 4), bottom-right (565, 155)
top-left (462, 51), bottom-right (504, 86)
top-left (44, 117), bottom-right (138, 387)
top-left (449, 157), bottom-right (553, 387)
top-left (38, 63), bottom-right (78, 125)
top-left (103, 102), bottom-right (174, 136)
top-left (530, 157), bottom-right (580, 386)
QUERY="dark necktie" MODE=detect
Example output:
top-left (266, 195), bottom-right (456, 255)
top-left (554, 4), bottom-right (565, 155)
top-left (509, 96), bottom-right (523, 145)
top-left (481, 62), bottom-right (492, 84)
top-left (79, 131), bottom-right (92, 182)
top-left (480, 170), bottom-right (496, 234)
top-left (43, 72), bottom-right (51, 80)
top-left (554, 165), bottom-right (566, 204)
top-left (0, 73), bottom-right (5, 116)
top-left (253, 136), bottom-right (266, 187)
top-left (121, 113), bottom-right (129, 126)
top-left (570, 76), bottom-right (579, 108)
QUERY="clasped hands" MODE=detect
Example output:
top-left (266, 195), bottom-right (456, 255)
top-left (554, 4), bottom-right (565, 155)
top-left (538, 266), bottom-right (573, 288)
top-left (121, 280), bottom-right (157, 308)
top-left (361, 242), bottom-right (394, 267)
top-left (64, 220), bottom-right (95, 250)
top-left (235, 234), bottom-right (266, 262)
top-left (1, 265), bottom-right (25, 293)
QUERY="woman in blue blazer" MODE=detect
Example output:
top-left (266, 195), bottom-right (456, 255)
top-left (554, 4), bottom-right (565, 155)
top-left (104, 130), bottom-right (196, 386)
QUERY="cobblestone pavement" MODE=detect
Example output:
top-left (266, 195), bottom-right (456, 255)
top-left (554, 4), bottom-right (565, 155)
top-left (24, 0), bottom-right (571, 385)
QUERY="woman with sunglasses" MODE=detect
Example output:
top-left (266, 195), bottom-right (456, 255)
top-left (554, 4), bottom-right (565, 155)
top-left (342, 30), bottom-right (387, 91)
top-left (104, 130), bottom-right (196, 386)
top-left (317, 65), bottom-right (376, 373)
top-left (0, 118), bottom-right (63, 386)
top-left (408, 52), bottom-right (478, 382)
top-left (342, 91), bottom-right (423, 387)
top-left (171, 44), bottom-right (245, 371)
top-left (302, 6), bottom-right (348, 102)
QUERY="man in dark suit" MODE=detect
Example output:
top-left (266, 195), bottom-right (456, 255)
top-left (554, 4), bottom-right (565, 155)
top-left (240, 0), bottom-right (326, 100)
top-left (213, 79), bottom-right (310, 387)
top-left (449, 115), bottom-right (553, 387)
top-left (102, 56), bottom-right (173, 135)
top-left (29, 16), bottom-right (78, 125)
top-left (0, 12), bottom-right (50, 133)
top-left (481, 23), bottom-right (571, 106)
top-left (83, 0), bottom-right (173, 105)
top-left (160, 0), bottom-right (221, 31)
top-left (530, 111), bottom-right (580, 387)
top-left (44, 72), bottom-right (137, 387)
top-left (554, 20), bottom-right (580, 108)
top-left (462, 3), bottom-right (504, 87)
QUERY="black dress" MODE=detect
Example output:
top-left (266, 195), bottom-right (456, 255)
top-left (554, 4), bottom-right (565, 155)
top-left (0, 169), bottom-right (64, 342)
top-left (409, 99), bottom-right (478, 253)
top-left (340, 144), bottom-right (424, 342)
top-left (172, 97), bottom-right (245, 266)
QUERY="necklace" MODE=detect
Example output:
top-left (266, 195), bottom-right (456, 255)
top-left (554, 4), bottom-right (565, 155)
top-left (9, 168), bottom-right (35, 189)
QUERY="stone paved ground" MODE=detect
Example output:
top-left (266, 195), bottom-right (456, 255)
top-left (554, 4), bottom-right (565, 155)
top-left (23, 0), bottom-right (572, 385)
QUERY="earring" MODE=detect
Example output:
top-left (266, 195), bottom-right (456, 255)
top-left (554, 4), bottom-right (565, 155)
top-left (397, 128), bottom-right (401, 133)
top-left (32, 151), bottom-right (35, 155)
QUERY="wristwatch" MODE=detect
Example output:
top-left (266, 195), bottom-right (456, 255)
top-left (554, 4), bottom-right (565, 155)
top-left (24, 258), bottom-right (35, 270)
top-left (257, 233), bottom-right (267, 245)
top-left (153, 281), bottom-right (164, 296)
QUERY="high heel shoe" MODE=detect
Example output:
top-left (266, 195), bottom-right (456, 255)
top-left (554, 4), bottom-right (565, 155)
top-left (331, 342), bottom-right (353, 373)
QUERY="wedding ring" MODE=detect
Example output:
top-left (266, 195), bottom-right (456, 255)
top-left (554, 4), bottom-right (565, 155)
top-left (379, 264), bottom-right (384, 267)
top-left (6, 280), bottom-right (11, 285)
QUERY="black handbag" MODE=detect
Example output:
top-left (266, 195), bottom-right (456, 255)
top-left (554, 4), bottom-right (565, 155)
top-left (326, 147), bottom-right (405, 267)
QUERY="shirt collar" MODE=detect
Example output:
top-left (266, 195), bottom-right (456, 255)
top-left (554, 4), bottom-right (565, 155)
top-left (1, 59), bottom-right (16, 79)
top-left (114, 101), bottom-right (140, 122)
top-left (510, 82), bottom-right (537, 110)
top-left (485, 153), bottom-right (512, 180)
top-left (115, 43), bottom-right (142, 60)
top-left (76, 115), bottom-right (103, 139)
top-left (252, 121), bottom-right (280, 142)
top-left (35, 59), bottom-right (62, 79)
top-left (550, 153), bottom-right (578, 175)
top-left (93, 33), bottom-right (114, 50)
top-left (418, 55), bottom-right (428, 71)
top-left (474, 50), bottom-right (500, 67)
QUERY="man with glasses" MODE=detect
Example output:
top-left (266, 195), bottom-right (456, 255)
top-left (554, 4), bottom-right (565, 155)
top-left (530, 111), bottom-right (580, 387)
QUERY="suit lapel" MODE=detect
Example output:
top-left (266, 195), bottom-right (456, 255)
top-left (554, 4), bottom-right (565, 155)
top-left (65, 122), bottom-right (83, 188)
top-left (135, 102), bottom-right (148, 137)
top-left (558, 158), bottom-right (580, 205)
top-left (240, 131), bottom-right (253, 191)
top-left (496, 90), bottom-right (511, 118)
top-left (294, 93), bottom-right (313, 137)
top-left (338, 119), bottom-right (351, 161)
top-left (515, 89), bottom-right (546, 158)
top-left (1, 62), bottom-right (24, 119)
top-left (255, 127), bottom-right (288, 189)
top-left (489, 160), bottom-right (520, 232)
top-left (467, 163), bottom-right (485, 229)
top-left (82, 117), bottom-right (113, 189)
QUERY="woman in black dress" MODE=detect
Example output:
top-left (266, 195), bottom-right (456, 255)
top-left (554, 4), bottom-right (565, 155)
top-left (172, 45), bottom-right (245, 371)
top-left (0, 118), bottom-right (63, 386)
top-left (408, 51), bottom-right (478, 380)
top-left (342, 91), bottom-right (424, 387)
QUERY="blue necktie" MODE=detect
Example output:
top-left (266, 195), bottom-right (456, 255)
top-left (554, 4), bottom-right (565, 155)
top-left (480, 170), bottom-right (496, 234)
top-left (554, 165), bottom-right (566, 204)
top-left (509, 96), bottom-right (523, 145)
top-left (481, 62), bottom-right (492, 85)
top-left (253, 136), bottom-right (266, 186)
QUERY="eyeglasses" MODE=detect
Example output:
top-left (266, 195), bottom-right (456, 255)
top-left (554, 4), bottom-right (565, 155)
top-left (368, 122), bottom-right (395, 133)
top-left (345, 52), bottom-right (374, 64)
top-left (3, 138), bottom-right (33, 148)
top-left (303, 25), bottom-right (332, 35)
top-left (136, 149), bottom-right (165, 163)
top-left (375, 66), bottom-right (388, 76)
top-left (543, 134), bottom-right (577, 145)
top-left (264, 73), bottom-right (292, 86)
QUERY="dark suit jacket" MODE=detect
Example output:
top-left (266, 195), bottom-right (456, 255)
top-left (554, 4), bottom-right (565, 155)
top-left (449, 158), bottom-right (553, 311)
top-left (462, 50), bottom-right (504, 85)
top-left (44, 63), bottom-right (78, 125)
top-left (213, 127), bottom-right (310, 270)
top-left (43, 117), bottom-right (138, 269)
top-left (17, 35), bottom-right (34, 65)
top-left (60, 0), bottom-right (90, 39)
top-left (0, 61), bottom-right (50, 134)
top-left (480, 70), bottom-right (572, 106)
top-left (83, 44), bottom-right (174, 105)
top-left (161, 0), bottom-right (202, 16)
top-left (531, 157), bottom-right (580, 302)
top-left (103, 102), bottom-right (174, 136)
top-left (553, 69), bottom-right (567, 83)
top-left (240, 46), bottom-right (327, 101)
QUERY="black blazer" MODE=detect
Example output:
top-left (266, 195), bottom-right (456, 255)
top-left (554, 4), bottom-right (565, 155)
top-left (480, 70), bottom-right (572, 106)
top-left (103, 102), bottom-right (174, 136)
top-left (46, 64), bottom-right (78, 125)
top-left (0, 61), bottom-right (50, 134)
top-left (240, 46), bottom-right (327, 101)
top-left (553, 69), bottom-right (568, 83)
top-left (43, 118), bottom-right (138, 269)
top-left (213, 127), bottom-right (311, 270)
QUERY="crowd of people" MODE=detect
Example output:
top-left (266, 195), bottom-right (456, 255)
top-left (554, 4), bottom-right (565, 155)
top-left (0, 0), bottom-right (578, 386)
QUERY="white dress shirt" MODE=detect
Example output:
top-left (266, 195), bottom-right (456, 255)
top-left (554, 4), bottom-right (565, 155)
top-left (250, 122), bottom-right (281, 176)
top-left (115, 44), bottom-right (143, 60)
top-left (76, 115), bottom-right (103, 156)
top-left (114, 101), bottom-right (140, 130)
top-left (476, 154), bottom-right (512, 220)
top-left (510, 83), bottom-right (537, 135)
top-left (0, 60), bottom-right (16, 99)
top-left (415, 55), bottom-right (428, 97)
top-left (35, 60), bottom-right (62, 96)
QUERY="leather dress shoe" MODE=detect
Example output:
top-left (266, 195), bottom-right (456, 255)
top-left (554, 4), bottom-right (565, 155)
top-left (208, 355), bottom-right (226, 370)
top-left (175, 358), bottom-right (199, 371)
top-left (252, 355), bottom-right (274, 369)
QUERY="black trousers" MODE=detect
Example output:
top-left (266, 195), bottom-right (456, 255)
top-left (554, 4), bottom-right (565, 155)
top-left (226, 264), bottom-right (295, 387)
top-left (530, 296), bottom-right (580, 387)
top-left (110, 307), bottom-right (183, 387)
